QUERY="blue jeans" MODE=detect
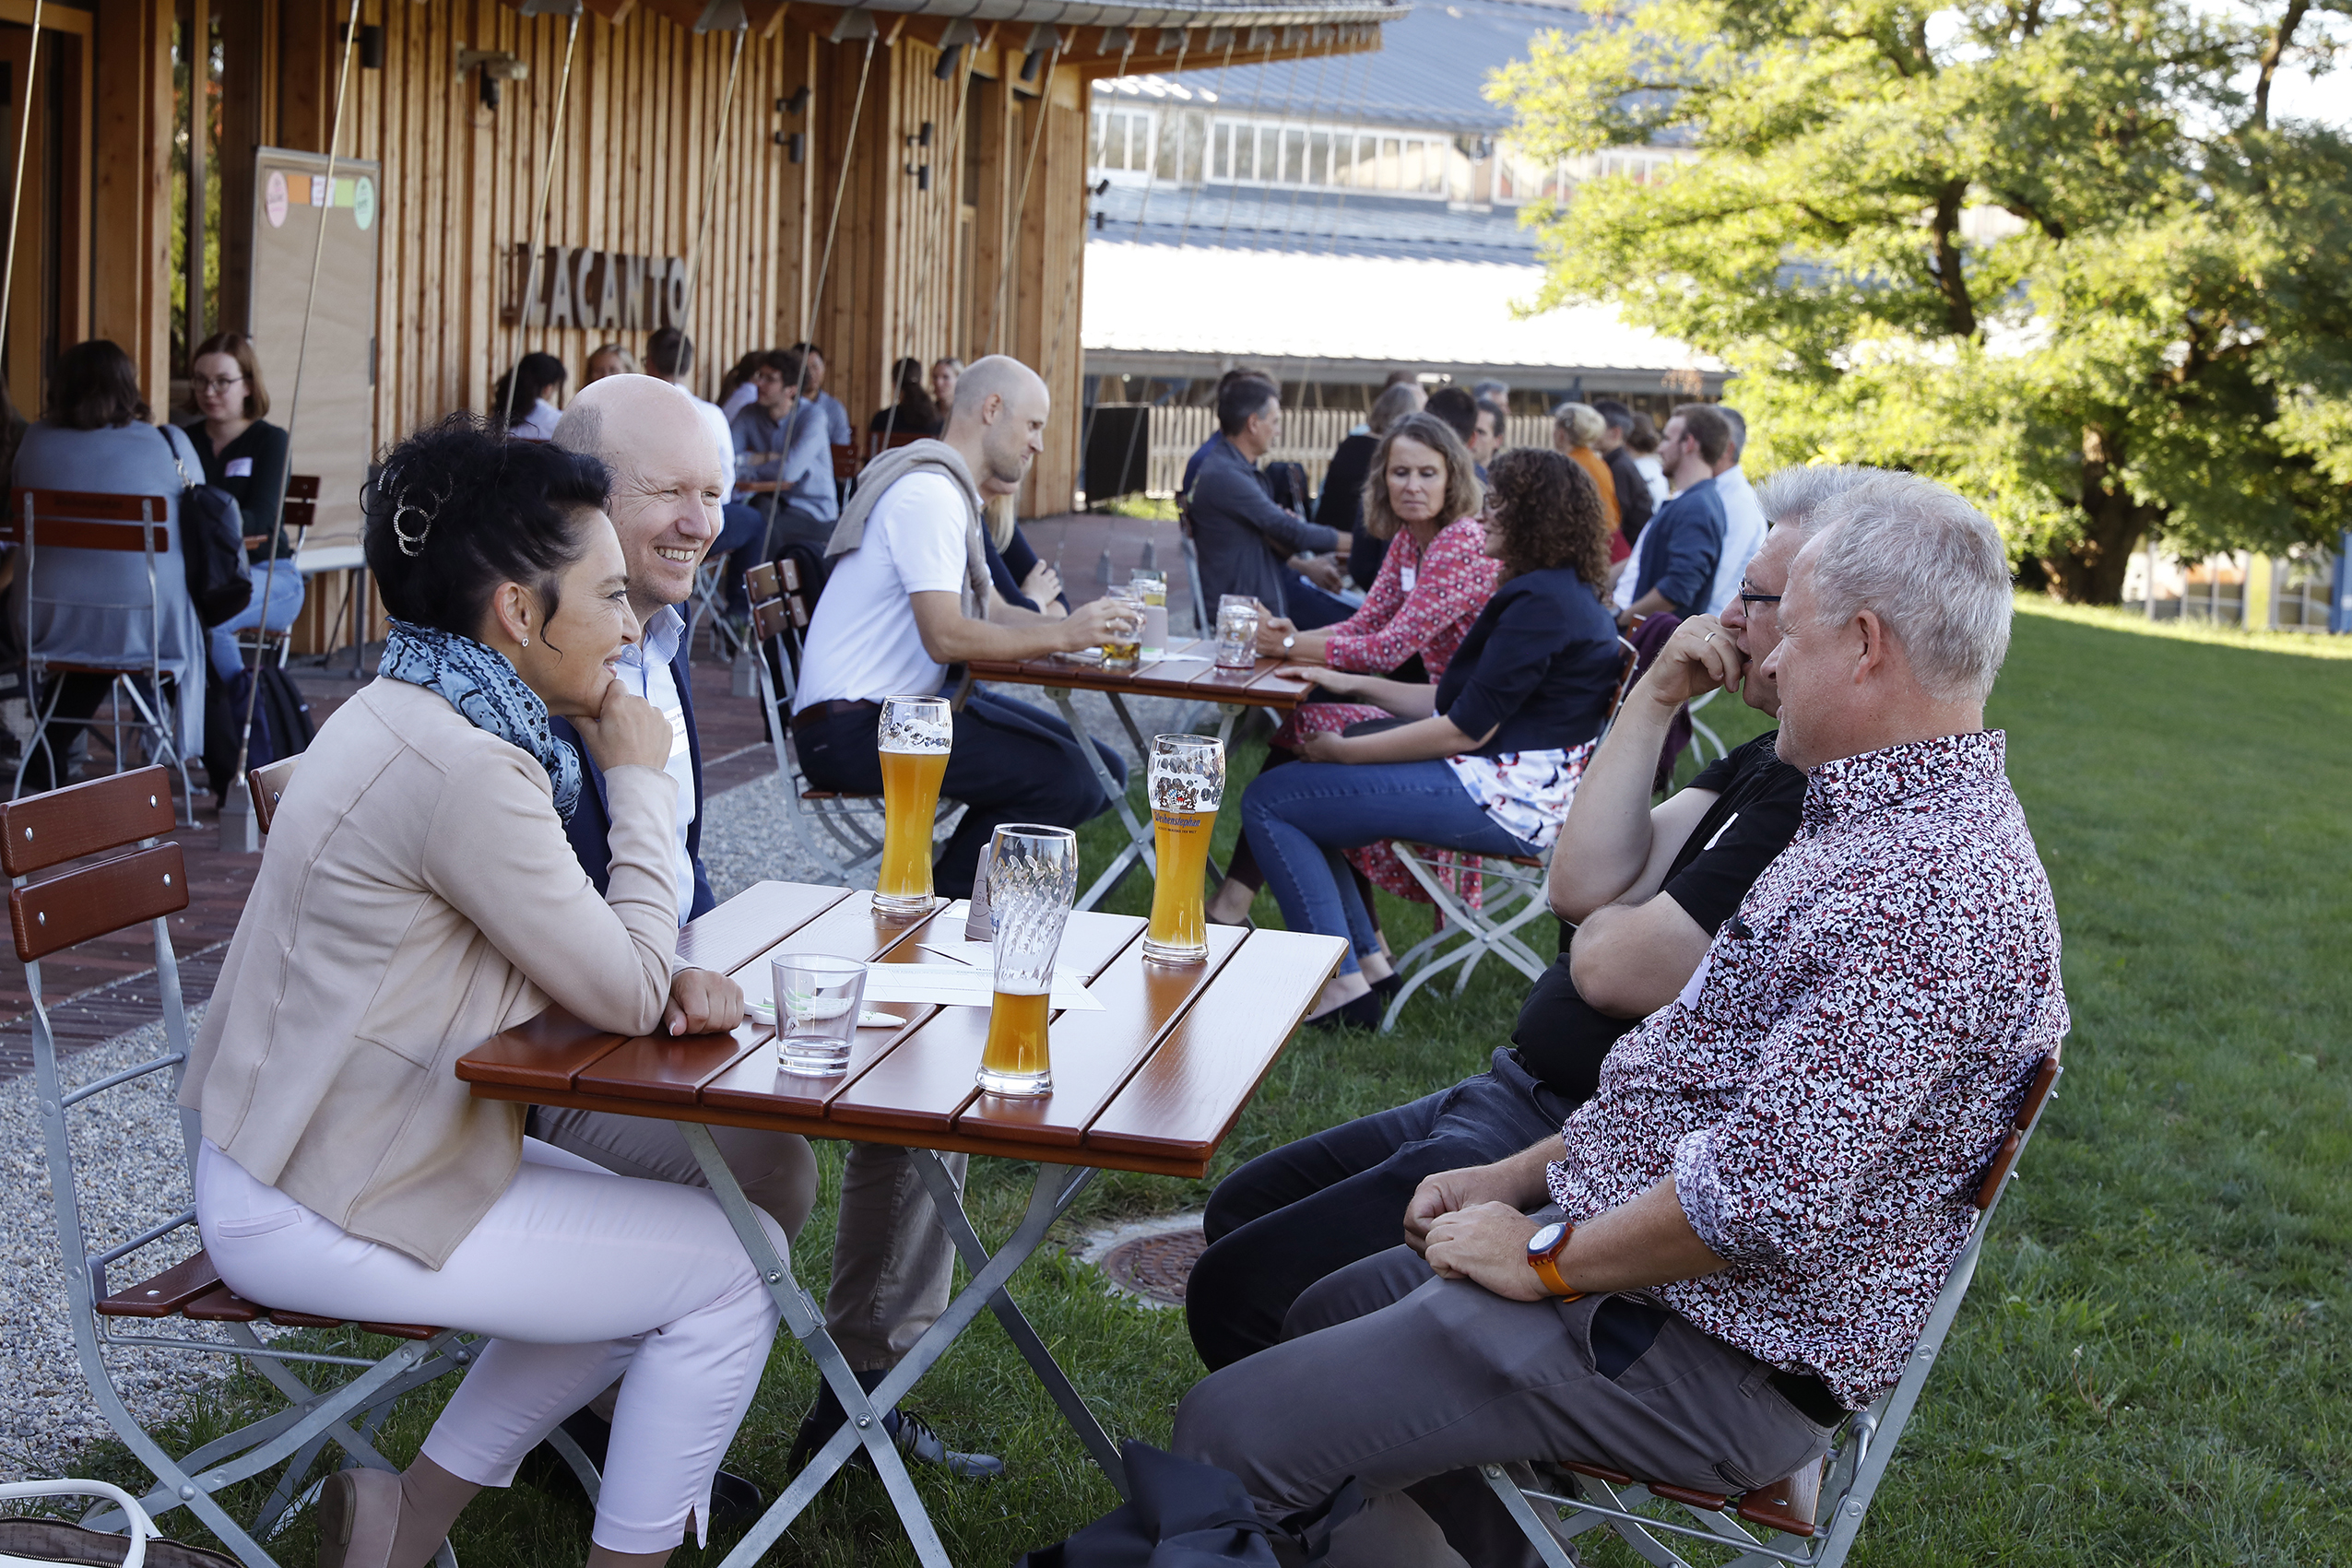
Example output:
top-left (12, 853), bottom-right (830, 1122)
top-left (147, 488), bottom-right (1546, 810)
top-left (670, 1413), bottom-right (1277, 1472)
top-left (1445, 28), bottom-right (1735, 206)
top-left (1240, 758), bottom-right (1536, 976)
top-left (207, 566), bottom-right (307, 680)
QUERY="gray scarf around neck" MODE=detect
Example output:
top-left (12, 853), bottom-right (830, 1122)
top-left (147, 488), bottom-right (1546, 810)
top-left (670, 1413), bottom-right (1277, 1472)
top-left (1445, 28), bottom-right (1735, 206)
top-left (823, 438), bottom-right (993, 616)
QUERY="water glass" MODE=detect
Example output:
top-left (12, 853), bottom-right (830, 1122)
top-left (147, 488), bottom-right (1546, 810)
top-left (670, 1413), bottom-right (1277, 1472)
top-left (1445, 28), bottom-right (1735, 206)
top-left (1144, 735), bottom-right (1225, 964)
top-left (1130, 571), bottom-right (1169, 662)
top-left (875, 694), bottom-right (952, 917)
top-left (1214, 600), bottom-right (1260, 669)
top-left (772, 953), bottom-right (867, 1077)
top-left (976, 823), bottom-right (1080, 1097)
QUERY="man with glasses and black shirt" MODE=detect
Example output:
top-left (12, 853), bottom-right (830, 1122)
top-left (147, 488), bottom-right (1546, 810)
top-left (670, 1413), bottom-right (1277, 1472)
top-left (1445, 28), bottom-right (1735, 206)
top-left (1183, 465), bottom-right (1883, 1373)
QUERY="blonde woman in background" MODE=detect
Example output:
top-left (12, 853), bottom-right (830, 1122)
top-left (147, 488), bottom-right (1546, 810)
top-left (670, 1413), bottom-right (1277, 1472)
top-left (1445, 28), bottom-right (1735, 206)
top-left (1550, 402), bottom-right (1623, 550)
top-left (984, 490), bottom-right (1064, 617)
top-left (585, 344), bottom-right (641, 384)
top-left (929, 358), bottom-right (963, 421)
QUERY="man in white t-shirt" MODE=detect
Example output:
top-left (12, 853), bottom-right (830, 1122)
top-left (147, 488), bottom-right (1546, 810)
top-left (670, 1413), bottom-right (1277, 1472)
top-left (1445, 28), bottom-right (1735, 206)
top-left (787, 355), bottom-right (1140, 1483)
top-left (647, 326), bottom-right (765, 617)
top-left (791, 354), bottom-right (1136, 899)
top-left (1704, 407), bottom-right (1769, 615)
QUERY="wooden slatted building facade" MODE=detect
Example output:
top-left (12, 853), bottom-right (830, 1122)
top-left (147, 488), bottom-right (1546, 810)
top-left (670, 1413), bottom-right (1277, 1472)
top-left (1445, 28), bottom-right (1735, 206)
top-left (1, 0), bottom-right (1390, 648)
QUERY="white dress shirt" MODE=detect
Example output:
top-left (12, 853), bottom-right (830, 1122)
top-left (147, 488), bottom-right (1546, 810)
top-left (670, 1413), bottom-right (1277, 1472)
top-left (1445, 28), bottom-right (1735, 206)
top-left (615, 605), bottom-right (698, 925)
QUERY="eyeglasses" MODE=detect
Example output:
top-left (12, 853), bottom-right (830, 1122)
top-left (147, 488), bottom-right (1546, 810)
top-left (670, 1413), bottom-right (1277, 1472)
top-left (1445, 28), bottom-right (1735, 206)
top-left (1736, 585), bottom-right (1782, 607)
top-left (192, 375), bottom-right (245, 394)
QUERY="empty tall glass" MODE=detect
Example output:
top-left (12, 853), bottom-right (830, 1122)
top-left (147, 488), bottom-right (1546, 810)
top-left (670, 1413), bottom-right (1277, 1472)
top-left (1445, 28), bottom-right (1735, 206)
top-left (1144, 735), bottom-right (1224, 964)
top-left (875, 694), bottom-right (951, 917)
top-left (976, 824), bottom-right (1079, 1097)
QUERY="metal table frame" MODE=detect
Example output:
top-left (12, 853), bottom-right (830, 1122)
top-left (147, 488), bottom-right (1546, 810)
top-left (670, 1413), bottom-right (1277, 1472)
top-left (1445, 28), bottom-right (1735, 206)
top-left (1041, 685), bottom-right (1250, 910)
top-left (674, 1127), bottom-right (1124, 1568)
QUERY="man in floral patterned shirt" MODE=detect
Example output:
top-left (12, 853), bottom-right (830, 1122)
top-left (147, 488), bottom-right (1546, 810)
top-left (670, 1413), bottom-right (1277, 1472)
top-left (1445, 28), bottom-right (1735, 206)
top-left (1175, 472), bottom-right (2066, 1567)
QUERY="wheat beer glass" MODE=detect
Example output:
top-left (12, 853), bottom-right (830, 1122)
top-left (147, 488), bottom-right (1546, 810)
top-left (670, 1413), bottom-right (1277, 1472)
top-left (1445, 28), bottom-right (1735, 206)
top-left (1102, 583), bottom-right (1145, 669)
top-left (1143, 735), bottom-right (1224, 963)
top-left (875, 694), bottom-right (952, 917)
top-left (976, 824), bottom-right (1079, 1097)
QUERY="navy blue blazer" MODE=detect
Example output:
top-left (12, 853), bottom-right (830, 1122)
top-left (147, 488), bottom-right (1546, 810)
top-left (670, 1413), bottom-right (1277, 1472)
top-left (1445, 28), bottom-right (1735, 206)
top-left (550, 631), bottom-right (716, 922)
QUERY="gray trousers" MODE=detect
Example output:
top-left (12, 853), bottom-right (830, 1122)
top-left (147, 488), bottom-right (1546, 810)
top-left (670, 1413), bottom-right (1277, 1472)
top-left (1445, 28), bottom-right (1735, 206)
top-left (1172, 1236), bottom-right (1836, 1568)
top-left (526, 1109), bottom-right (963, 1373)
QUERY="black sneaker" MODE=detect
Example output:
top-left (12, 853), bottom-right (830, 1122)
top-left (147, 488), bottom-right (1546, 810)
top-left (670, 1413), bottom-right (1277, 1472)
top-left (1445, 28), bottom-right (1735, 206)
top-left (787, 1374), bottom-right (1005, 1482)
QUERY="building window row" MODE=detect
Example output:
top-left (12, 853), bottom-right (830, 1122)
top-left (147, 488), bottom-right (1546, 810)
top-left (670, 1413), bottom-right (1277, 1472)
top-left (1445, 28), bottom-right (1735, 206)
top-left (1089, 100), bottom-right (1689, 204)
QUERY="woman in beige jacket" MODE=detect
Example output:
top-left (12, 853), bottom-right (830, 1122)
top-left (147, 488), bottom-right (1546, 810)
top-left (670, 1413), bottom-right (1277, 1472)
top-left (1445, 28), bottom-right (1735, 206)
top-left (182, 417), bottom-right (780, 1568)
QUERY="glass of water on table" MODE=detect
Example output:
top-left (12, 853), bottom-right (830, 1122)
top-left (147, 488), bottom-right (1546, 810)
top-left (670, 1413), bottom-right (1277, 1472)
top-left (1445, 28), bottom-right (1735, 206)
top-left (772, 954), bottom-right (867, 1077)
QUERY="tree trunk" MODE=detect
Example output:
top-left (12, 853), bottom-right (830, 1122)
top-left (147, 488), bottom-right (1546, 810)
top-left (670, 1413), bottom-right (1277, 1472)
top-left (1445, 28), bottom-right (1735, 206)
top-left (2046, 425), bottom-right (2156, 604)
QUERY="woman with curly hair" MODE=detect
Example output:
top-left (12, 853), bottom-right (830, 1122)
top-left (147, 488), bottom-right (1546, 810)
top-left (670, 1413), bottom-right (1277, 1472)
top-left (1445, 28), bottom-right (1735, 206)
top-left (1240, 447), bottom-right (1622, 1029)
top-left (1207, 412), bottom-right (1498, 925)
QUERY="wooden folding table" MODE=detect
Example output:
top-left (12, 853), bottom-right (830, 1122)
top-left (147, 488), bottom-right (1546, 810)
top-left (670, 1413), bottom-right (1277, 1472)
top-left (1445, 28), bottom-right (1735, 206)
top-left (457, 879), bottom-right (1346, 1568)
top-left (964, 638), bottom-right (1314, 907)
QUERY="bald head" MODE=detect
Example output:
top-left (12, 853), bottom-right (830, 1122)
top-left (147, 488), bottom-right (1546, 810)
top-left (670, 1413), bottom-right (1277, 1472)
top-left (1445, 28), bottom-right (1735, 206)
top-left (942, 355), bottom-right (1051, 497)
top-left (553, 372), bottom-right (728, 619)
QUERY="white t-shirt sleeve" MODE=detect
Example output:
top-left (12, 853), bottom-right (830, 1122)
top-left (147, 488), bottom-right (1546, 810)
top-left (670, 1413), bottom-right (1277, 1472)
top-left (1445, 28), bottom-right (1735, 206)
top-left (873, 473), bottom-right (970, 596)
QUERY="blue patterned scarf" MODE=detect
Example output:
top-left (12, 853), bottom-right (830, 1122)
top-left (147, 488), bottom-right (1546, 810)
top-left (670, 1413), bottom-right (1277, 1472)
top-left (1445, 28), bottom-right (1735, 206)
top-left (378, 619), bottom-right (584, 821)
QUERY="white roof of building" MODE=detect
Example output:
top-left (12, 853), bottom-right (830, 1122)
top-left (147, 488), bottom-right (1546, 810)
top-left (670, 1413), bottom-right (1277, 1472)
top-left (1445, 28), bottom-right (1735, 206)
top-left (1081, 240), bottom-right (1722, 388)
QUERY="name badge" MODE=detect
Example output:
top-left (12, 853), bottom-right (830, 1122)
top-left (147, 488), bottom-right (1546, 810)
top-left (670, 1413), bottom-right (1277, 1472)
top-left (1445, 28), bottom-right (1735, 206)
top-left (225, 456), bottom-right (254, 477)
top-left (1400, 566), bottom-right (1418, 593)
top-left (665, 705), bottom-right (689, 761)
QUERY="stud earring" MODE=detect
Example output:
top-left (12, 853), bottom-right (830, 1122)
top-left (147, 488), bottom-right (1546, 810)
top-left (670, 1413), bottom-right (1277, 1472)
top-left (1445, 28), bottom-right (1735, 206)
top-left (520, 636), bottom-right (529, 648)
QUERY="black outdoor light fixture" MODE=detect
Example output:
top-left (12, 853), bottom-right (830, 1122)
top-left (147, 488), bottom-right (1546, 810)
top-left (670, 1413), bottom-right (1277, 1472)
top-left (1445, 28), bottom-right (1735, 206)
top-left (456, 46), bottom-right (527, 110)
top-left (337, 23), bottom-right (385, 69)
top-left (933, 19), bottom-right (980, 79)
top-left (778, 85), bottom-right (810, 115)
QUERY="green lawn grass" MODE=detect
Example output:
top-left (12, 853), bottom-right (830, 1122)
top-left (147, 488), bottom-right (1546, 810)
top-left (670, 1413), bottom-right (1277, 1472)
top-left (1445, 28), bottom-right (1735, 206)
top-left (37, 603), bottom-right (2352, 1565)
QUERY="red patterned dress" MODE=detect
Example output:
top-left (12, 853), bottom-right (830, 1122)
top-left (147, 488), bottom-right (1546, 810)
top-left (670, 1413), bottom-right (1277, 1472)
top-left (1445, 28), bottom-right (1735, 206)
top-left (1269, 517), bottom-right (1501, 907)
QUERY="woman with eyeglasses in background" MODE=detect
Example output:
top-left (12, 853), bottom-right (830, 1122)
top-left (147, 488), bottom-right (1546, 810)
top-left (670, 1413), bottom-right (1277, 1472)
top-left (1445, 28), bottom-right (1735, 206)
top-left (184, 333), bottom-right (301, 683)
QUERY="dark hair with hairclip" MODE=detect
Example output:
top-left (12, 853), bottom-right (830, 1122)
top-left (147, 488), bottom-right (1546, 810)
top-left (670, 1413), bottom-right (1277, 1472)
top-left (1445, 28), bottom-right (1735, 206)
top-left (364, 413), bottom-right (613, 639)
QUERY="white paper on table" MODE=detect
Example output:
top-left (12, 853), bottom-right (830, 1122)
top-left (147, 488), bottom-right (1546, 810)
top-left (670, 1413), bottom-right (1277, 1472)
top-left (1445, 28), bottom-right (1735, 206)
top-left (1148, 653), bottom-right (1212, 663)
top-left (862, 958), bottom-right (1105, 1010)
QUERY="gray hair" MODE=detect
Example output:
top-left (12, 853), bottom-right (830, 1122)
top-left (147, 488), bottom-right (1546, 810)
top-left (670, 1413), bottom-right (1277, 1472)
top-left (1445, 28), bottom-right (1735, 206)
top-left (1471, 378), bottom-right (1510, 403)
top-left (1367, 380), bottom-right (1424, 437)
top-left (1802, 472), bottom-right (2013, 703)
top-left (1552, 401), bottom-right (1607, 446)
top-left (1754, 464), bottom-right (1886, 536)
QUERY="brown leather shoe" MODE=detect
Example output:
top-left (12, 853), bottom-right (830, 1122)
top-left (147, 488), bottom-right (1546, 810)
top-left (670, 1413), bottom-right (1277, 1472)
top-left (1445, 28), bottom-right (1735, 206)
top-left (316, 1468), bottom-right (403, 1568)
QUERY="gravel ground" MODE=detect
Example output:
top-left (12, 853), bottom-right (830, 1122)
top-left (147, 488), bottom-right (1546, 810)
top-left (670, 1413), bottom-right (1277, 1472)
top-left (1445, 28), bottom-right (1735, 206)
top-left (0, 1011), bottom-right (232, 1481)
top-left (0, 684), bottom-right (1216, 1480)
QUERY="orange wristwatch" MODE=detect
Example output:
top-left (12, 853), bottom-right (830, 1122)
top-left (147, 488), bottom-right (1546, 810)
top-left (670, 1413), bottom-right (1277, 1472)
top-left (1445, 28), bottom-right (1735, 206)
top-left (1526, 1220), bottom-right (1582, 1301)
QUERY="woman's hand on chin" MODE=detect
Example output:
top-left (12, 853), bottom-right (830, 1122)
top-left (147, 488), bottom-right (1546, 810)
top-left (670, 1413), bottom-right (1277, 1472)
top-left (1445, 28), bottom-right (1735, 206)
top-left (571, 682), bottom-right (673, 772)
top-left (666, 967), bottom-right (745, 1036)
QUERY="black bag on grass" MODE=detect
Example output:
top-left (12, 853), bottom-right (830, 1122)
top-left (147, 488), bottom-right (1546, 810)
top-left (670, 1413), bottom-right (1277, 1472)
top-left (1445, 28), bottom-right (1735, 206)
top-left (1015, 1441), bottom-right (1361, 1568)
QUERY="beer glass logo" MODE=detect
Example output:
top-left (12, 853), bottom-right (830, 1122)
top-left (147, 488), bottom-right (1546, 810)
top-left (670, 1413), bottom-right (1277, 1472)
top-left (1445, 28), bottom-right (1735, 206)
top-left (879, 706), bottom-right (951, 753)
top-left (1150, 744), bottom-right (1225, 815)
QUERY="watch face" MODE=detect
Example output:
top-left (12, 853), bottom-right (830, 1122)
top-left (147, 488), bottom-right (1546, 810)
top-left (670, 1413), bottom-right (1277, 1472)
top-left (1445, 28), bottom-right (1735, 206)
top-left (1527, 1221), bottom-right (1566, 1257)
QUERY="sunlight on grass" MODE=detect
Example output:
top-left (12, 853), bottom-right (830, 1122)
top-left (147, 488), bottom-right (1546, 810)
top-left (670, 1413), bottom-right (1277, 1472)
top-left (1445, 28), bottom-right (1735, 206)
top-left (2014, 593), bottom-right (2352, 661)
top-left (30, 610), bottom-right (2352, 1567)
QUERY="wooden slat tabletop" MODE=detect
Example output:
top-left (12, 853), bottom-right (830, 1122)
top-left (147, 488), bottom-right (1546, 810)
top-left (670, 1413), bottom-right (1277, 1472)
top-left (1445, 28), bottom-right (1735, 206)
top-left (457, 885), bottom-right (1345, 1178)
top-left (964, 638), bottom-right (1316, 711)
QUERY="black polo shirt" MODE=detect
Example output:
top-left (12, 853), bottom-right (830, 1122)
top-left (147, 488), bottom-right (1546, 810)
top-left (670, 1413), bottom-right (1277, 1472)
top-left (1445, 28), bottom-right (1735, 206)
top-left (1511, 730), bottom-right (1808, 1102)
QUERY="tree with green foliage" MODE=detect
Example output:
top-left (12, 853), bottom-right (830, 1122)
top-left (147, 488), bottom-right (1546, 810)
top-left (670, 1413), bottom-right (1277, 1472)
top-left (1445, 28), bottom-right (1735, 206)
top-left (1495, 0), bottom-right (2352, 601)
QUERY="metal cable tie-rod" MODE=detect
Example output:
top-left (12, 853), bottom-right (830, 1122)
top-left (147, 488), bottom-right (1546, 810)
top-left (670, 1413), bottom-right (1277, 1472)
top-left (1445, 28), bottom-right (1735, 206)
top-left (680, 25), bottom-right (749, 326)
top-left (504, 12), bottom-right (583, 430)
top-left (234, 0), bottom-right (362, 783)
top-left (986, 41), bottom-right (1062, 357)
top-left (0, 0), bottom-right (43, 346)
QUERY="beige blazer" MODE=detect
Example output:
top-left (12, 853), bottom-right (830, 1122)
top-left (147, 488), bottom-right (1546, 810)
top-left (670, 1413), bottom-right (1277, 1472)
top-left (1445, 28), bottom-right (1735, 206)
top-left (182, 678), bottom-right (680, 1268)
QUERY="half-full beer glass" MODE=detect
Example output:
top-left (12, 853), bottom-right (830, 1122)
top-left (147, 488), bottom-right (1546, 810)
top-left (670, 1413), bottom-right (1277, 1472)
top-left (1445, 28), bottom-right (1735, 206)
top-left (1143, 735), bottom-right (1224, 963)
top-left (875, 694), bottom-right (952, 917)
top-left (976, 824), bottom-right (1079, 1097)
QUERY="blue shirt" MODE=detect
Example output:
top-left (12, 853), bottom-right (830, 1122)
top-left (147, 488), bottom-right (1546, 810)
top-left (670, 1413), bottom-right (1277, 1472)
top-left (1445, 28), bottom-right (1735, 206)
top-left (731, 400), bottom-right (840, 524)
top-left (1630, 477), bottom-right (1726, 615)
top-left (1435, 565), bottom-right (1623, 756)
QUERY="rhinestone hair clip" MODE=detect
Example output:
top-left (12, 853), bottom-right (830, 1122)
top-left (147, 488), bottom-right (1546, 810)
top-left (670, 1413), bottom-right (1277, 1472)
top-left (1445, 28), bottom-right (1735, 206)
top-left (387, 471), bottom-right (449, 558)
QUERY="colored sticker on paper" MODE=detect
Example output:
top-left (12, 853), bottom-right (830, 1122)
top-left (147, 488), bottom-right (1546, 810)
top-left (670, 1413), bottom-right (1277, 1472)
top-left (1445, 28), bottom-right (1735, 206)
top-left (266, 171), bottom-right (288, 228)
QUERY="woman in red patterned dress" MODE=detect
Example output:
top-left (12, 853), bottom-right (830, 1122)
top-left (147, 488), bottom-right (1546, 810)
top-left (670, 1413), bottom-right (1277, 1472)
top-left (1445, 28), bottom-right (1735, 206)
top-left (1207, 412), bottom-right (1496, 926)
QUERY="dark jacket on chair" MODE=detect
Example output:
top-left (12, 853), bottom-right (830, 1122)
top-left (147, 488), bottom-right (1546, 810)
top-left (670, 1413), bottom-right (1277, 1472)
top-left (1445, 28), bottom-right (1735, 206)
top-left (550, 629), bottom-right (716, 921)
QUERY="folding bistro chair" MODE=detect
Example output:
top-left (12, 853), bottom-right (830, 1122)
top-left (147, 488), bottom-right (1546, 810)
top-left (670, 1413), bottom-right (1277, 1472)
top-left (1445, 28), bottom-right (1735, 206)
top-left (6, 489), bottom-right (199, 825)
top-left (11, 767), bottom-right (489, 1565)
top-left (1481, 1046), bottom-right (2064, 1568)
top-left (1378, 637), bottom-right (1643, 1032)
top-left (231, 477), bottom-right (318, 673)
top-left (742, 560), bottom-right (892, 884)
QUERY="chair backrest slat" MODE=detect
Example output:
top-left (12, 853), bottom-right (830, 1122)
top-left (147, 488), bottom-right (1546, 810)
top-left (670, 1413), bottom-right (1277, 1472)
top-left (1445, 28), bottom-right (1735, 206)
top-left (0, 766), bottom-right (177, 876)
top-left (745, 560), bottom-right (781, 607)
top-left (752, 598), bottom-right (794, 643)
top-left (1974, 1046), bottom-right (2062, 1209)
top-left (11, 843), bottom-right (190, 961)
top-left (248, 756), bottom-right (301, 836)
top-left (281, 474), bottom-right (321, 535)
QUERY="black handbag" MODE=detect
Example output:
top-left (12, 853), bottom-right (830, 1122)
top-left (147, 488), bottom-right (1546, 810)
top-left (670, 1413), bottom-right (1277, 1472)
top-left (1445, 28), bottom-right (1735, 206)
top-left (1016, 1442), bottom-right (1362, 1568)
top-left (159, 424), bottom-right (254, 627)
